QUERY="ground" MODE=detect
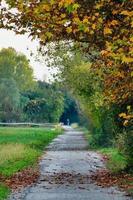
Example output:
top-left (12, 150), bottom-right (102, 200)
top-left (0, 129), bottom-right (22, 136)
top-left (8, 126), bottom-right (131, 200)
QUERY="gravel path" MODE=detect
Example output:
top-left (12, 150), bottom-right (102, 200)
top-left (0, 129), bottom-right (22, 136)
top-left (9, 126), bottom-right (131, 200)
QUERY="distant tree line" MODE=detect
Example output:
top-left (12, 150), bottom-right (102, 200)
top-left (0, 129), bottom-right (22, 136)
top-left (0, 48), bottom-right (81, 124)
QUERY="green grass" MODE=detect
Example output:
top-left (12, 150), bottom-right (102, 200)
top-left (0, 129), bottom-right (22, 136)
top-left (83, 129), bottom-right (127, 173)
top-left (0, 184), bottom-right (10, 200)
top-left (99, 148), bottom-right (127, 173)
top-left (0, 126), bottom-right (62, 199)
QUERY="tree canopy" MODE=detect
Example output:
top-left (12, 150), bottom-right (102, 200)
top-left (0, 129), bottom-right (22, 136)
top-left (1, 0), bottom-right (132, 107)
top-left (0, 47), bottom-right (35, 92)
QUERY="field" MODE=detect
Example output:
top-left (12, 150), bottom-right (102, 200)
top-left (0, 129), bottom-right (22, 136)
top-left (0, 127), bottom-right (62, 199)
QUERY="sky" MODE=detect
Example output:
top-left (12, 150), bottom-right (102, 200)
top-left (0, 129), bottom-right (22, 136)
top-left (0, 29), bottom-right (51, 81)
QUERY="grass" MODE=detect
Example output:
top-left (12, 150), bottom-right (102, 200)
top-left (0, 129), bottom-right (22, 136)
top-left (0, 126), bottom-right (62, 199)
top-left (99, 148), bottom-right (127, 173)
top-left (83, 128), bottom-right (133, 196)
top-left (83, 129), bottom-right (127, 173)
top-left (0, 184), bottom-right (10, 200)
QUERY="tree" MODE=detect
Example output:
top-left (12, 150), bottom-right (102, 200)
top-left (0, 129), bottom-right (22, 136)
top-left (24, 81), bottom-right (65, 123)
top-left (0, 48), bottom-right (36, 121)
top-left (0, 48), bottom-right (35, 92)
top-left (0, 78), bottom-right (20, 122)
top-left (1, 0), bottom-right (132, 108)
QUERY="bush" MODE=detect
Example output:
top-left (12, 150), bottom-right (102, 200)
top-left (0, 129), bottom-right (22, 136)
top-left (99, 148), bottom-right (127, 173)
top-left (116, 131), bottom-right (133, 170)
top-left (89, 107), bottom-right (117, 148)
top-left (125, 131), bottom-right (133, 169)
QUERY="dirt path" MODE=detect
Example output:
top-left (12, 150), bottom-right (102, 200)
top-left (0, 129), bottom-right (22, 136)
top-left (9, 126), bottom-right (131, 200)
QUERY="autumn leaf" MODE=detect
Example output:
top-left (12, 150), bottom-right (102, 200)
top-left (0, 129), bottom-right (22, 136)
top-left (101, 50), bottom-right (109, 56)
top-left (73, 17), bottom-right (80, 24)
top-left (122, 56), bottom-right (133, 63)
top-left (104, 27), bottom-right (112, 35)
top-left (43, 5), bottom-right (50, 11)
top-left (83, 18), bottom-right (89, 24)
top-left (92, 24), bottom-right (96, 30)
top-left (121, 10), bottom-right (133, 16)
top-left (110, 20), bottom-right (118, 26)
top-left (123, 120), bottom-right (128, 126)
top-left (66, 26), bottom-right (72, 33)
top-left (129, 37), bottom-right (133, 42)
top-left (119, 113), bottom-right (127, 118)
top-left (61, 13), bottom-right (66, 18)
top-left (45, 32), bottom-right (53, 39)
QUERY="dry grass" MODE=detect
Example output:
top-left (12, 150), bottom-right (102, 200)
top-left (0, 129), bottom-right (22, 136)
top-left (0, 144), bottom-right (27, 166)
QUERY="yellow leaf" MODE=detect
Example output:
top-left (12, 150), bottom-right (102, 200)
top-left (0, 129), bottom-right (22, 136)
top-left (130, 37), bottom-right (133, 42)
top-left (121, 10), bottom-right (129, 15)
top-left (84, 27), bottom-right (89, 33)
top-left (43, 5), bottom-right (50, 11)
top-left (98, 18), bottom-right (103, 23)
top-left (83, 18), bottom-right (89, 24)
top-left (92, 16), bottom-right (96, 21)
top-left (119, 113), bottom-right (126, 118)
top-left (110, 20), bottom-right (118, 26)
top-left (104, 27), bottom-right (112, 35)
top-left (61, 13), bottom-right (66, 18)
top-left (95, 3), bottom-right (103, 9)
top-left (73, 17), bottom-right (80, 23)
top-left (123, 120), bottom-right (128, 126)
top-left (101, 50), bottom-right (109, 56)
top-left (112, 10), bottom-right (119, 15)
top-left (127, 105), bottom-right (131, 111)
top-left (66, 26), bottom-right (72, 33)
top-left (122, 56), bottom-right (133, 63)
top-left (92, 24), bottom-right (96, 30)
top-left (121, 10), bottom-right (133, 16)
top-left (46, 32), bottom-right (53, 39)
top-left (40, 34), bottom-right (46, 42)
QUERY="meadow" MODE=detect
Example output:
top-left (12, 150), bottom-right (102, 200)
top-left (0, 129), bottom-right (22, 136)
top-left (0, 126), bottom-right (62, 199)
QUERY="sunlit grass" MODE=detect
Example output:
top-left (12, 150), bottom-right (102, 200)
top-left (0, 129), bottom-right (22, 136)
top-left (0, 143), bottom-right (39, 177)
top-left (0, 144), bottom-right (29, 166)
top-left (0, 127), bottom-right (62, 176)
top-left (0, 127), bottom-right (62, 199)
top-left (99, 148), bottom-right (127, 173)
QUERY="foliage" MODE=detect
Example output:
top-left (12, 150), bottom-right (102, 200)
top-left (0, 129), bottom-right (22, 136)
top-left (0, 47), bottom-right (36, 122)
top-left (0, 78), bottom-right (20, 122)
top-left (0, 48), bottom-right (65, 123)
top-left (116, 131), bottom-right (133, 169)
top-left (1, 0), bottom-right (133, 106)
top-left (0, 48), bottom-right (35, 92)
top-left (24, 81), bottom-right (65, 123)
top-left (45, 42), bottom-right (132, 165)
top-left (99, 148), bottom-right (127, 173)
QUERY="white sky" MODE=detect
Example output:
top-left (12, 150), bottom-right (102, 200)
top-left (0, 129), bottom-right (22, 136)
top-left (0, 29), bottom-right (51, 81)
